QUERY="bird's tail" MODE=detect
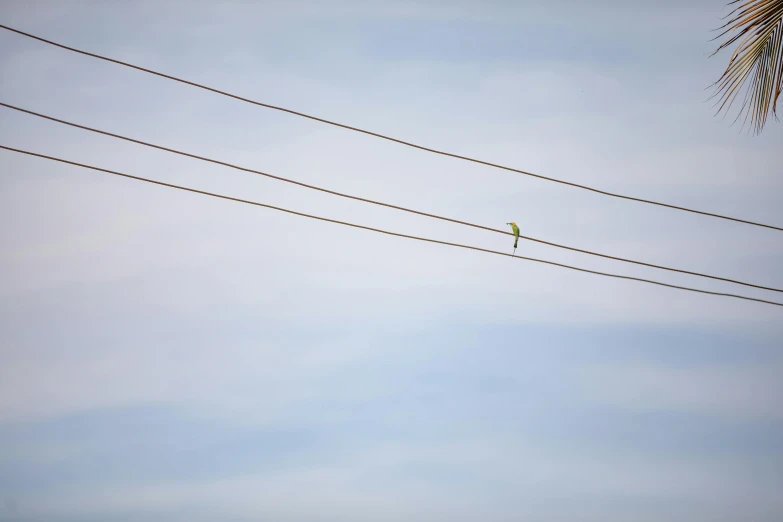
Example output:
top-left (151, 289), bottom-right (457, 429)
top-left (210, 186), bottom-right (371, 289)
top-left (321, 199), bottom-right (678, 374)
top-left (514, 238), bottom-right (519, 249)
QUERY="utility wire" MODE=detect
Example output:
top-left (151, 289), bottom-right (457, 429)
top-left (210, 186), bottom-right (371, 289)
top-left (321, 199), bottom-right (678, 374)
top-left (3, 101), bottom-right (780, 295)
top-left (1, 24), bottom-right (780, 232)
top-left (2, 144), bottom-right (781, 309)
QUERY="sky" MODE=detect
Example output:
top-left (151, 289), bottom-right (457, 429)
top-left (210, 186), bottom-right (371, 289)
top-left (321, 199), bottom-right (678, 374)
top-left (1, 0), bottom-right (782, 520)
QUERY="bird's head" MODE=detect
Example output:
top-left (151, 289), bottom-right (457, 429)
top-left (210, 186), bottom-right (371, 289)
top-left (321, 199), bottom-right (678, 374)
top-left (507, 222), bottom-right (517, 227)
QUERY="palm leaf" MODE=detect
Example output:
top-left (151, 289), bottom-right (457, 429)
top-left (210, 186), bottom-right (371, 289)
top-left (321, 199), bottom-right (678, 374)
top-left (709, 0), bottom-right (783, 134)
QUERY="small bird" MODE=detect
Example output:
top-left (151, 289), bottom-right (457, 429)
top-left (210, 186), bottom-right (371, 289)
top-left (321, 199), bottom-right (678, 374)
top-left (507, 221), bottom-right (520, 256)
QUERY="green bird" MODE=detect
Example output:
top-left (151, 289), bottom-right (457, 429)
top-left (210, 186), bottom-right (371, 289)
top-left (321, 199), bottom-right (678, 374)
top-left (507, 221), bottom-right (520, 256)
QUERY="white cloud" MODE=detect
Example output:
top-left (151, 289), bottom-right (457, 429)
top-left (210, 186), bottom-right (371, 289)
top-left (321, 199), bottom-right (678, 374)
top-left (578, 359), bottom-right (783, 420)
top-left (21, 436), bottom-right (783, 521)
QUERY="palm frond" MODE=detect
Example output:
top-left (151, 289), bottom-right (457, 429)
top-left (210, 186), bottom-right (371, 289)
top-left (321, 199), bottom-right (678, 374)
top-left (708, 0), bottom-right (783, 134)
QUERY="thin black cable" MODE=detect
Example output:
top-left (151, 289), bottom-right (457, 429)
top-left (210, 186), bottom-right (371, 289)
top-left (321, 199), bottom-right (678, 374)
top-left (1, 24), bottom-right (780, 232)
top-left (3, 102), bottom-right (780, 294)
top-left (2, 144), bottom-right (781, 308)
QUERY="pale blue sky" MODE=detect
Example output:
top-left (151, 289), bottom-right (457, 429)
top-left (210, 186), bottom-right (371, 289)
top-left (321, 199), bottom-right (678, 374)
top-left (1, 1), bottom-right (782, 521)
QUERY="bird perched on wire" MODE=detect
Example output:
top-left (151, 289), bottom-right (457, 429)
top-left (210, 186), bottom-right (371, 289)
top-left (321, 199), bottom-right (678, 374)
top-left (507, 221), bottom-right (520, 256)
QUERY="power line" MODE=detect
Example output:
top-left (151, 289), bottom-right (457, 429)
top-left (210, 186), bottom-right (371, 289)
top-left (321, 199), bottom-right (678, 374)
top-left (3, 102), bottom-right (780, 295)
top-left (1, 24), bottom-right (780, 233)
top-left (2, 144), bottom-right (781, 309)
